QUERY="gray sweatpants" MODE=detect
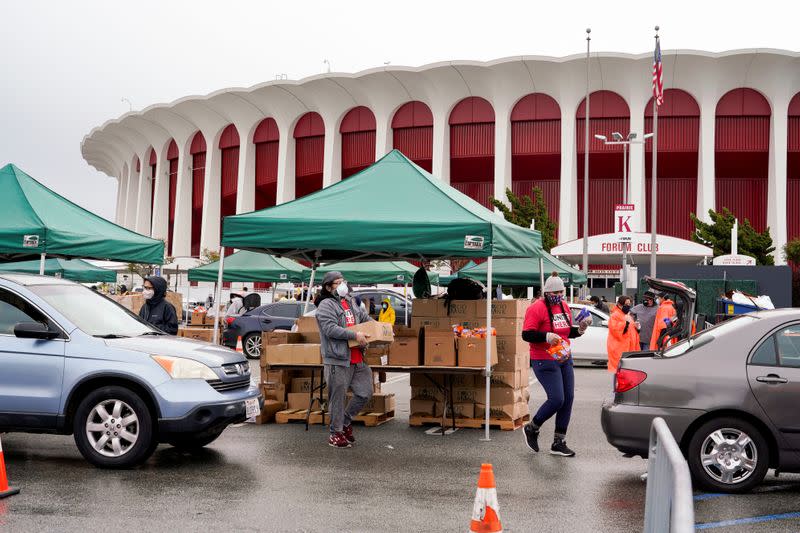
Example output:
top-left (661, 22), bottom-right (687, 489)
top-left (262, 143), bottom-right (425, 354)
top-left (324, 362), bottom-right (373, 434)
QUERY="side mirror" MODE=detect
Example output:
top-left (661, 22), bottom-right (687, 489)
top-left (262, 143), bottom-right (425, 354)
top-left (14, 322), bottom-right (59, 340)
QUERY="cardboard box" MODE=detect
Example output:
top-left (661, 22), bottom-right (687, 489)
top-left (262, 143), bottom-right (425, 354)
top-left (475, 401), bottom-right (529, 421)
top-left (254, 400), bottom-right (286, 424)
top-left (388, 335), bottom-right (421, 366)
top-left (446, 402), bottom-right (475, 419)
top-left (264, 344), bottom-right (322, 365)
top-left (495, 352), bottom-right (530, 372)
top-left (190, 311), bottom-right (206, 325)
top-left (112, 291), bottom-right (182, 316)
top-left (449, 374), bottom-right (475, 388)
top-left (423, 329), bottom-right (457, 367)
top-left (490, 369), bottom-right (528, 389)
top-left (291, 376), bottom-right (322, 394)
top-left (263, 369), bottom-right (292, 385)
top-left (457, 336), bottom-right (498, 368)
top-left (411, 386), bottom-right (443, 401)
top-left (453, 386), bottom-right (478, 403)
top-left (410, 399), bottom-right (436, 416)
top-left (365, 346), bottom-right (389, 367)
top-left (262, 383), bottom-right (287, 402)
top-left (490, 319), bottom-right (525, 337)
top-left (347, 321), bottom-right (394, 348)
top-left (410, 373), bottom-right (443, 387)
top-left (348, 392), bottom-right (396, 414)
top-left (295, 316), bottom-right (321, 343)
top-left (287, 392), bottom-right (311, 410)
top-left (447, 300), bottom-right (478, 319)
top-left (263, 331), bottom-right (303, 346)
top-left (411, 317), bottom-right (452, 331)
top-left (179, 327), bottom-right (214, 343)
top-left (496, 335), bottom-right (529, 356)
top-left (490, 386), bottom-right (526, 406)
top-left (412, 299), bottom-right (448, 317)
top-left (477, 299), bottom-right (531, 319)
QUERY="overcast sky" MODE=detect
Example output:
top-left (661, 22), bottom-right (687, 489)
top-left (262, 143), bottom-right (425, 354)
top-left (1, 0), bottom-right (796, 222)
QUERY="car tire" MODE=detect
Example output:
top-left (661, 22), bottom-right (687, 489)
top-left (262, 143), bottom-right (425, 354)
top-left (243, 332), bottom-right (262, 360)
top-left (687, 417), bottom-right (769, 493)
top-left (73, 385), bottom-right (155, 469)
top-left (167, 428), bottom-right (225, 450)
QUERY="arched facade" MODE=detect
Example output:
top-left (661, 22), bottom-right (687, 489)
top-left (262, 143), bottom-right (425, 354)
top-left (166, 139), bottom-right (179, 255)
top-left (788, 93), bottom-right (800, 242)
top-left (219, 124), bottom-right (240, 255)
top-left (511, 93), bottom-right (561, 223)
top-left (645, 89), bottom-right (701, 239)
top-left (576, 91), bottom-right (630, 237)
top-left (340, 106), bottom-right (376, 178)
top-left (392, 101), bottom-right (433, 172)
top-left (254, 118), bottom-right (279, 211)
top-left (294, 112), bottom-right (325, 199)
top-left (715, 88), bottom-right (771, 232)
top-left (189, 132), bottom-right (207, 257)
top-left (449, 97), bottom-right (495, 207)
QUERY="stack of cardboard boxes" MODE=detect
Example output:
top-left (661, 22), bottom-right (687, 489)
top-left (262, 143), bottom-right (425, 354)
top-left (408, 299), bottom-right (532, 425)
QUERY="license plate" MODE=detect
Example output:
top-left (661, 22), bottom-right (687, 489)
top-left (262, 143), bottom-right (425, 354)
top-left (244, 398), bottom-right (260, 418)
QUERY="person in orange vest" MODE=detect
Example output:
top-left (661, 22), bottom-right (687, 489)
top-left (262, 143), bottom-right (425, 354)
top-left (649, 293), bottom-right (677, 350)
top-left (606, 295), bottom-right (640, 373)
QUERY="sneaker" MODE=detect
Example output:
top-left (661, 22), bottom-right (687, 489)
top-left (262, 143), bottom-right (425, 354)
top-left (328, 432), bottom-right (352, 449)
top-left (523, 423), bottom-right (540, 452)
top-left (550, 438), bottom-right (576, 457)
top-left (342, 424), bottom-right (355, 444)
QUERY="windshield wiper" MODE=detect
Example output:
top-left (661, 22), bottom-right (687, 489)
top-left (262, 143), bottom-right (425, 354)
top-left (95, 334), bottom-right (130, 339)
top-left (139, 331), bottom-right (164, 336)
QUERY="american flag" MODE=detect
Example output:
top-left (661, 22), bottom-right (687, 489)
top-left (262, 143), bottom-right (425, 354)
top-left (652, 38), bottom-right (663, 106)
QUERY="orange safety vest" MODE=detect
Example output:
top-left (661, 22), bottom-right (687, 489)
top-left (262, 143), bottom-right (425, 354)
top-left (607, 306), bottom-right (640, 373)
top-left (649, 299), bottom-right (677, 350)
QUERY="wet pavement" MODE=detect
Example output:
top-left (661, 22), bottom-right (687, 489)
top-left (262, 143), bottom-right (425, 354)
top-left (1, 367), bottom-right (798, 532)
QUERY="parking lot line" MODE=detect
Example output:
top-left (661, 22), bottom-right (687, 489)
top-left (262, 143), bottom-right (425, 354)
top-left (695, 511), bottom-right (800, 530)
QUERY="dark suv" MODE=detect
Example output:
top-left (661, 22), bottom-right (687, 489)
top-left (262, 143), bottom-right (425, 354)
top-left (222, 301), bottom-right (315, 359)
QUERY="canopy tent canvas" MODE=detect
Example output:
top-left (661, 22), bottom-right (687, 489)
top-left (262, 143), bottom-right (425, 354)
top-left (188, 250), bottom-right (306, 283)
top-left (0, 164), bottom-right (164, 265)
top-left (301, 261), bottom-right (439, 285)
top-left (0, 258), bottom-right (117, 283)
top-left (457, 253), bottom-right (587, 286)
top-left (219, 150), bottom-right (544, 440)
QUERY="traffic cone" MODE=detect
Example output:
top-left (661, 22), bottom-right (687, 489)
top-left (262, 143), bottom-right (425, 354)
top-left (235, 336), bottom-right (244, 354)
top-left (469, 463), bottom-right (502, 533)
top-left (0, 435), bottom-right (20, 499)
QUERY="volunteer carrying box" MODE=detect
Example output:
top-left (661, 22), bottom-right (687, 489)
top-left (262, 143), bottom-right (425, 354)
top-left (347, 320), bottom-right (394, 348)
top-left (457, 336), bottom-right (498, 367)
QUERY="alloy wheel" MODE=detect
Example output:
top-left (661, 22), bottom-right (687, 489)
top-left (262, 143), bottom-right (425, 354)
top-left (85, 399), bottom-right (139, 458)
top-left (699, 428), bottom-right (758, 485)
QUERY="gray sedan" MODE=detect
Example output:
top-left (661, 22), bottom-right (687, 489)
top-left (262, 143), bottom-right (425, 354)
top-left (602, 309), bottom-right (800, 493)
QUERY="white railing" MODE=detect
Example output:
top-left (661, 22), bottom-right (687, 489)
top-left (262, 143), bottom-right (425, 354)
top-left (643, 417), bottom-right (695, 533)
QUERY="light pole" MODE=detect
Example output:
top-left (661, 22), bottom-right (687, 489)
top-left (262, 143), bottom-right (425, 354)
top-left (594, 131), bottom-right (653, 295)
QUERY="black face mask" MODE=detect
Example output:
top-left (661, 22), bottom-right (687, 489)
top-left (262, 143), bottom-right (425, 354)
top-left (644, 299), bottom-right (653, 307)
top-left (621, 305), bottom-right (631, 314)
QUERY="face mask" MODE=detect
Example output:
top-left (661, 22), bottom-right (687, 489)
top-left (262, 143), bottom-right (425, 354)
top-left (655, 298), bottom-right (661, 305)
top-left (621, 304), bottom-right (631, 314)
top-left (336, 282), bottom-right (349, 298)
top-left (143, 289), bottom-right (155, 300)
top-left (382, 304), bottom-right (388, 310)
top-left (546, 294), bottom-right (563, 305)
top-left (644, 299), bottom-right (653, 307)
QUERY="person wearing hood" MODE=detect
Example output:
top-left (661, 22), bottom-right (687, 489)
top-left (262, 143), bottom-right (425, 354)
top-left (649, 292), bottom-right (677, 350)
top-left (607, 295), bottom-right (640, 373)
top-left (631, 291), bottom-right (658, 351)
top-left (378, 297), bottom-right (395, 324)
top-left (521, 275), bottom-right (592, 457)
top-left (315, 271), bottom-right (372, 449)
top-left (138, 276), bottom-right (178, 335)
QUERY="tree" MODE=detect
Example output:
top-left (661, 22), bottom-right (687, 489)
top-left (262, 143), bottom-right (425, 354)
top-left (689, 208), bottom-right (775, 265)
top-left (199, 248), bottom-right (220, 265)
top-left (490, 187), bottom-right (557, 252)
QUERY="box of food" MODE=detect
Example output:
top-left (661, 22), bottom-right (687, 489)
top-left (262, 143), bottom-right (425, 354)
top-left (262, 383), bottom-right (287, 402)
top-left (495, 335), bottom-right (529, 356)
top-left (457, 336), bottom-right (498, 367)
top-left (365, 345), bottom-right (389, 367)
top-left (453, 386), bottom-right (478, 403)
top-left (477, 299), bottom-right (531, 319)
top-left (190, 311), bottom-right (207, 326)
top-left (254, 400), bottom-right (286, 424)
top-left (410, 399), bottom-right (436, 416)
top-left (410, 373), bottom-right (442, 387)
top-left (446, 300), bottom-right (478, 319)
top-left (495, 351), bottom-right (530, 372)
top-left (475, 400), bottom-right (529, 421)
top-left (489, 386), bottom-right (526, 406)
top-left (347, 320), bottom-right (395, 348)
top-left (412, 299), bottom-right (448, 318)
top-left (263, 331), bottom-right (303, 346)
top-left (178, 327), bottom-right (214, 343)
top-left (264, 344), bottom-right (321, 365)
top-left (490, 369), bottom-right (527, 389)
top-left (423, 329), bottom-right (456, 367)
top-left (291, 376), bottom-right (322, 394)
top-left (411, 317), bottom-right (451, 331)
top-left (446, 402), bottom-right (475, 419)
top-left (287, 392), bottom-right (311, 410)
top-left (449, 374), bottom-right (475, 388)
top-left (490, 319), bottom-right (525, 337)
top-left (388, 331), bottom-right (421, 366)
top-left (411, 386), bottom-right (443, 401)
top-left (295, 316), bottom-right (321, 344)
top-left (348, 392), bottom-right (396, 414)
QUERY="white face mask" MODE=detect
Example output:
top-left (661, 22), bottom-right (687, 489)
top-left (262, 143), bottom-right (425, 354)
top-left (336, 281), bottom-right (349, 298)
top-left (143, 289), bottom-right (155, 300)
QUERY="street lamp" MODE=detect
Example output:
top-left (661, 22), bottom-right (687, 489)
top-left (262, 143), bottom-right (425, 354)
top-left (594, 131), bottom-right (653, 294)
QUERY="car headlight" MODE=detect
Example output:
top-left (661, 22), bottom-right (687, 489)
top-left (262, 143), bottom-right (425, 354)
top-left (152, 355), bottom-right (218, 380)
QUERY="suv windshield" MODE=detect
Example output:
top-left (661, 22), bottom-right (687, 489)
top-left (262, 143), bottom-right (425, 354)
top-left (29, 284), bottom-right (157, 337)
top-left (662, 315), bottom-right (756, 358)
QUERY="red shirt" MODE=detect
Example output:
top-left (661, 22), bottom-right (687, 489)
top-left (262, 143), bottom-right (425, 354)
top-left (340, 300), bottom-right (363, 364)
top-left (523, 299), bottom-right (573, 360)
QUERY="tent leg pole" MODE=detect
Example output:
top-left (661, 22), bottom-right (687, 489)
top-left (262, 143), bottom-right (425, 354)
top-left (539, 257), bottom-right (545, 290)
top-left (570, 284), bottom-right (574, 304)
top-left (39, 253), bottom-right (46, 275)
top-left (482, 256), bottom-right (493, 442)
top-left (304, 268), bottom-right (316, 314)
top-left (212, 247), bottom-right (226, 345)
top-left (404, 283), bottom-right (409, 326)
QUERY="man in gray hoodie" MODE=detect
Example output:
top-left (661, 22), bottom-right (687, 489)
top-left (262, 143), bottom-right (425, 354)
top-left (315, 271), bottom-right (372, 448)
top-left (631, 290), bottom-right (658, 351)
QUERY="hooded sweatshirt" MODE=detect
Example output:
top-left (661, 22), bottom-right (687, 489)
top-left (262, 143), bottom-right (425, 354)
top-left (378, 298), bottom-right (396, 324)
top-left (138, 276), bottom-right (179, 335)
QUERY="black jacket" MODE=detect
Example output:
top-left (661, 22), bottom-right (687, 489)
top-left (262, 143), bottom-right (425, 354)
top-left (139, 276), bottom-right (179, 335)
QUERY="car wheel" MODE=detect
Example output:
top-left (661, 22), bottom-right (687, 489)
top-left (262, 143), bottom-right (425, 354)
top-left (167, 427), bottom-right (225, 450)
top-left (243, 332), bottom-right (262, 360)
top-left (687, 417), bottom-right (769, 493)
top-left (73, 386), bottom-right (155, 469)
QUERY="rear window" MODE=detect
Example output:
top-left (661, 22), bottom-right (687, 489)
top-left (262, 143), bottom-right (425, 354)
top-left (662, 315), bottom-right (756, 358)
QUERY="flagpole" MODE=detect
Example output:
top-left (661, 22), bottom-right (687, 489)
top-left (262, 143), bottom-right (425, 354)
top-left (582, 28), bottom-right (591, 293)
top-left (650, 26), bottom-right (660, 279)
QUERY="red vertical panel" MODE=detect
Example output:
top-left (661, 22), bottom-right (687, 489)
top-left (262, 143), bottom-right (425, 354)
top-left (575, 118), bottom-right (630, 153)
top-left (511, 120), bottom-right (560, 155)
top-left (715, 117), bottom-right (770, 151)
top-left (512, 179), bottom-right (560, 225)
top-left (255, 141), bottom-right (278, 210)
top-left (452, 182), bottom-right (493, 208)
top-left (341, 130), bottom-right (376, 178)
top-left (168, 157), bottom-right (178, 255)
top-left (191, 152), bottom-right (206, 257)
top-left (644, 177), bottom-right (697, 239)
top-left (450, 123), bottom-right (495, 157)
top-left (392, 126), bottom-right (433, 171)
top-left (644, 117), bottom-right (699, 152)
top-left (789, 114), bottom-right (800, 240)
top-left (295, 135), bottom-right (324, 177)
top-left (715, 178), bottom-right (767, 231)
top-left (576, 178), bottom-right (624, 236)
top-left (220, 146), bottom-right (239, 240)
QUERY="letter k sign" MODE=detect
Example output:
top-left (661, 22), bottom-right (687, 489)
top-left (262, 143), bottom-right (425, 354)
top-left (617, 216), bottom-right (632, 232)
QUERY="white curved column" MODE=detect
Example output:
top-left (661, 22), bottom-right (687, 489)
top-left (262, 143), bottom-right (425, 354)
top-left (275, 126), bottom-right (295, 204)
top-left (374, 110), bottom-right (392, 160)
top-left (322, 121), bottom-right (341, 188)
top-left (172, 139), bottom-right (193, 257)
top-left (236, 137), bottom-right (256, 214)
top-left (115, 173), bottom-right (127, 225)
top-left (431, 110), bottom-right (449, 183)
top-left (558, 103), bottom-right (577, 242)
top-left (697, 96), bottom-right (716, 223)
top-left (768, 97), bottom-right (788, 264)
top-left (200, 143), bottom-right (222, 253)
top-left (151, 153), bottom-right (169, 242)
top-left (493, 106), bottom-right (512, 204)
top-left (124, 163), bottom-right (139, 230)
top-left (628, 96), bottom-right (647, 231)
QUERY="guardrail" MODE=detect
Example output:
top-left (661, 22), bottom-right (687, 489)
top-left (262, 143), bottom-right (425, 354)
top-left (643, 417), bottom-right (695, 533)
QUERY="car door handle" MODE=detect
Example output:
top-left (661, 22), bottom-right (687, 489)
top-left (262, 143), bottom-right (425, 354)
top-left (756, 374), bottom-right (788, 384)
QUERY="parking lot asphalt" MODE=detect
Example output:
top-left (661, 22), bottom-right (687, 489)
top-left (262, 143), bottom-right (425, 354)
top-left (1, 366), bottom-right (798, 532)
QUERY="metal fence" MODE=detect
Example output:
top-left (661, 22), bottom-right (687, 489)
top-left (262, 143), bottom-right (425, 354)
top-left (643, 417), bottom-right (695, 533)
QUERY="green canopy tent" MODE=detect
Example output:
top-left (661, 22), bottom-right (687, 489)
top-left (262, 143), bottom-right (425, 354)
top-left (0, 258), bottom-right (117, 283)
top-left (188, 250), bottom-right (306, 283)
top-left (457, 253), bottom-right (587, 287)
top-left (0, 164), bottom-right (164, 269)
top-left (220, 150), bottom-right (544, 439)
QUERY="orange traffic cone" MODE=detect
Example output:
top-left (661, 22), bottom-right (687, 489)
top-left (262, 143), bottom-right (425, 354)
top-left (235, 336), bottom-right (244, 354)
top-left (0, 435), bottom-right (20, 499)
top-left (470, 464), bottom-right (502, 533)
